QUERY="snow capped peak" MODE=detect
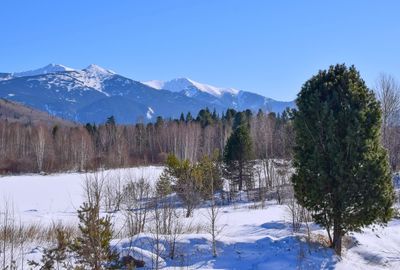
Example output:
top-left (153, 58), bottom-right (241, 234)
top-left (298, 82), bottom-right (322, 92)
top-left (162, 78), bottom-right (193, 92)
top-left (142, 77), bottom-right (239, 97)
top-left (142, 80), bottom-right (165, 90)
top-left (72, 65), bottom-right (116, 95)
top-left (83, 64), bottom-right (115, 76)
top-left (185, 78), bottom-right (239, 96)
top-left (13, 64), bottom-right (75, 77)
top-left (7, 64), bottom-right (116, 96)
top-left (47, 63), bottom-right (74, 71)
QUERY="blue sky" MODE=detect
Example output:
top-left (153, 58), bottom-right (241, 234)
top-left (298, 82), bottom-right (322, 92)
top-left (1, 0), bottom-right (399, 101)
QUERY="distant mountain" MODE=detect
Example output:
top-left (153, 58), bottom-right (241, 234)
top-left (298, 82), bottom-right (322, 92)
top-left (0, 64), bottom-right (294, 124)
top-left (13, 64), bottom-right (74, 77)
top-left (143, 77), bottom-right (294, 112)
top-left (143, 78), bottom-right (239, 96)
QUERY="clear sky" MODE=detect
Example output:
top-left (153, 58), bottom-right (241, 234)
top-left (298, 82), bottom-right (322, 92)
top-left (1, 0), bottom-right (399, 101)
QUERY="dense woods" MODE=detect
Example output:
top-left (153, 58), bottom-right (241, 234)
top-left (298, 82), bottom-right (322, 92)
top-left (0, 108), bottom-right (293, 174)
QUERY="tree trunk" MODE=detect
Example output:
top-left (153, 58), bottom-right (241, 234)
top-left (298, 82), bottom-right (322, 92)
top-left (186, 207), bottom-right (191, 218)
top-left (238, 161), bottom-right (243, 191)
top-left (332, 221), bottom-right (342, 256)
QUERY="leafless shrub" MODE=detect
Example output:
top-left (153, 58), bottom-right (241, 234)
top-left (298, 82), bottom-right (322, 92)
top-left (158, 197), bottom-right (183, 260)
top-left (103, 172), bottom-right (123, 213)
top-left (122, 176), bottom-right (152, 236)
top-left (83, 171), bottom-right (106, 208)
top-left (184, 222), bottom-right (207, 234)
top-left (147, 198), bottom-right (165, 270)
top-left (285, 186), bottom-right (312, 237)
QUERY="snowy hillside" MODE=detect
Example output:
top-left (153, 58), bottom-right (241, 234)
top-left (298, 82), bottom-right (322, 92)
top-left (0, 167), bottom-right (399, 269)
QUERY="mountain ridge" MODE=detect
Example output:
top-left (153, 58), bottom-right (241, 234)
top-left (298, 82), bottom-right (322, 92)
top-left (0, 64), bottom-right (295, 124)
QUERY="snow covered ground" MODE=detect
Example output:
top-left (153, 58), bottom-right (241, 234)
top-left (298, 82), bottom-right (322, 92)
top-left (0, 166), bottom-right (163, 225)
top-left (1, 167), bottom-right (400, 269)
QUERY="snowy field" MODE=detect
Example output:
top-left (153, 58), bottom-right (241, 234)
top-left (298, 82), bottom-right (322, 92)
top-left (0, 166), bottom-right (164, 225)
top-left (1, 167), bottom-right (400, 269)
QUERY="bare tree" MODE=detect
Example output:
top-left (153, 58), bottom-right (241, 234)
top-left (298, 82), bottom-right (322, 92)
top-left (158, 195), bottom-right (183, 260)
top-left (375, 74), bottom-right (400, 169)
top-left (83, 171), bottom-right (106, 208)
top-left (254, 162), bottom-right (267, 207)
top-left (122, 176), bottom-right (152, 235)
top-left (103, 172), bottom-right (123, 213)
top-left (32, 125), bottom-right (47, 172)
top-left (206, 171), bottom-right (223, 257)
top-left (148, 198), bottom-right (165, 270)
top-left (274, 161), bottom-right (291, 204)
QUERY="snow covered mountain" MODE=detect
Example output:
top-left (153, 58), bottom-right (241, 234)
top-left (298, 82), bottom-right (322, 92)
top-left (0, 64), bottom-right (294, 124)
top-left (13, 64), bottom-right (75, 77)
top-left (143, 77), bottom-right (293, 113)
top-left (143, 78), bottom-right (239, 97)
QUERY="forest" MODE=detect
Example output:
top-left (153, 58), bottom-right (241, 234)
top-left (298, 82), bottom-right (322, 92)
top-left (0, 107), bottom-right (293, 174)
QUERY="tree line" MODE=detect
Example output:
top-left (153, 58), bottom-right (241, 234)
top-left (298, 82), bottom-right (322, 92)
top-left (0, 107), bottom-right (292, 174)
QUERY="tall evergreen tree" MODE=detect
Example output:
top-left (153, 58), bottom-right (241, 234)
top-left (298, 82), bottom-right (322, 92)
top-left (197, 108), bottom-right (213, 127)
top-left (224, 123), bottom-right (254, 191)
top-left (179, 112), bottom-right (185, 122)
top-left (185, 111), bottom-right (193, 122)
top-left (105, 115), bottom-right (116, 126)
top-left (292, 64), bottom-right (394, 256)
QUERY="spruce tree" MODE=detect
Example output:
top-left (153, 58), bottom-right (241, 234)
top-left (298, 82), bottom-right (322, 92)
top-left (105, 115), bottom-right (116, 126)
top-left (292, 64), bottom-right (394, 256)
top-left (224, 123), bottom-right (254, 191)
top-left (185, 112), bottom-right (193, 122)
top-left (179, 112), bottom-right (185, 122)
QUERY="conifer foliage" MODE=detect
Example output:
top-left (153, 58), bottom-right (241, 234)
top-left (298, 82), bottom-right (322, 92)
top-left (292, 64), bottom-right (394, 256)
top-left (159, 153), bottom-right (223, 217)
top-left (71, 202), bottom-right (118, 269)
top-left (224, 113), bottom-right (254, 191)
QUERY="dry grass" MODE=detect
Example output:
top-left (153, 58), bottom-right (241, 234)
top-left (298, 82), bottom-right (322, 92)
top-left (0, 221), bottom-right (78, 245)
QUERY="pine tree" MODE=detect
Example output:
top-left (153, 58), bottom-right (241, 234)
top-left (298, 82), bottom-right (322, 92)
top-left (179, 112), bottom-right (185, 122)
top-left (156, 170), bottom-right (173, 197)
top-left (28, 228), bottom-right (73, 270)
top-left (71, 202), bottom-right (118, 269)
top-left (224, 123), bottom-right (254, 191)
top-left (105, 116), bottom-right (116, 126)
top-left (197, 152), bottom-right (223, 199)
top-left (292, 64), bottom-right (394, 256)
top-left (162, 154), bottom-right (203, 217)
top-left (224, 109), bottom-right (237, 122)
top-left (196, 108), bottom-right (213, 127)
top-left (185, 112), bottom-right (193, 122)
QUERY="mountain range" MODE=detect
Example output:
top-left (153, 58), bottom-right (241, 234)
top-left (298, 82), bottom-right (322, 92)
top-left (0, 64), bottom-right (294, 124)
